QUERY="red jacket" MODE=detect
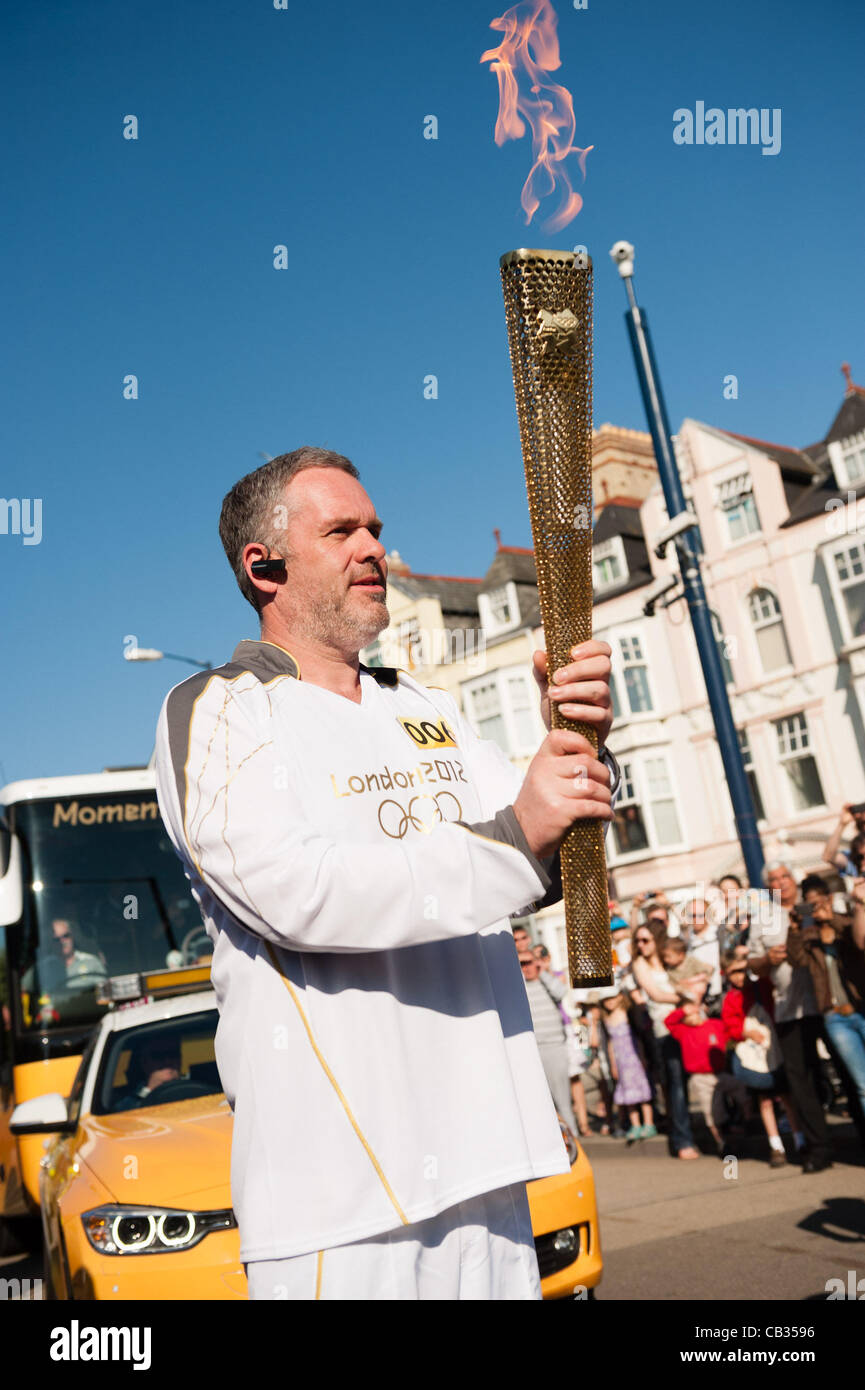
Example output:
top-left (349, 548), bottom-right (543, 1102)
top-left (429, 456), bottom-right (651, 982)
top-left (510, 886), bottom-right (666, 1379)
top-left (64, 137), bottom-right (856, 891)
top-left (721, 977), bottom-right (774, 1043)
top-left (664, 1009), bottom-right (727, 1075)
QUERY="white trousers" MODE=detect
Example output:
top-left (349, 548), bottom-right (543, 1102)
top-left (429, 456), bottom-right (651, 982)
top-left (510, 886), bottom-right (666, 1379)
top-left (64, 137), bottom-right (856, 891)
top-left (245, 1182), bottom-right (542, 1301)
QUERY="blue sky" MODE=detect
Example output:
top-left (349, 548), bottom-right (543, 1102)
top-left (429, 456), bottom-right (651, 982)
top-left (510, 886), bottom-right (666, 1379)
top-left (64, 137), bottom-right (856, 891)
top-left (2, 0), bottom-right (863, 784)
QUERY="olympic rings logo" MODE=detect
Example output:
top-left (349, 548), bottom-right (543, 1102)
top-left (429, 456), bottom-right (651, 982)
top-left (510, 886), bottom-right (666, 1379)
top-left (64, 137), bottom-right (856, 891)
top-left (377, 791), bottom-right (463, 838)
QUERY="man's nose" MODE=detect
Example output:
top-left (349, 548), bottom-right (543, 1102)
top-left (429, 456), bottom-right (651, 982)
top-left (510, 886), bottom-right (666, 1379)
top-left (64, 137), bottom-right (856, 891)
top-left (359, 531), bottom-right (387, 565)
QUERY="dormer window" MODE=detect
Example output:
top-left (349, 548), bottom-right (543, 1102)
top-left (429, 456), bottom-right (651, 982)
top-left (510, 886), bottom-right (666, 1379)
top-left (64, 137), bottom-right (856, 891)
top-left (478, 581), bottom-right (520, 636)
top-left (715, 473), bottom-right (761, 544)
top-left (489, 586), bottom-right (514, 625)
top-left (830, 431), bottom-right (865, 487)
top-left (592, 536), bottom-right (627, 591)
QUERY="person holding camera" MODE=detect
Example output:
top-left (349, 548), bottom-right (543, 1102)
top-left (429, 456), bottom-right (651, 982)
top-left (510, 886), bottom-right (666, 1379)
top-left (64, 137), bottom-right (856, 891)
top-left (822, 803), bottom-right (865, 881)
top-left (748, 861), bottom-right (831, 1173)
top-left (786, 874), bottom-right (865, 1130)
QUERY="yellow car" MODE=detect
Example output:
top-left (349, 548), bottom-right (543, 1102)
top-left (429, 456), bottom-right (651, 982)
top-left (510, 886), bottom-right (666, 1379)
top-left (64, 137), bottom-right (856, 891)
top-left (12, 976), bottom-right (601, 1300)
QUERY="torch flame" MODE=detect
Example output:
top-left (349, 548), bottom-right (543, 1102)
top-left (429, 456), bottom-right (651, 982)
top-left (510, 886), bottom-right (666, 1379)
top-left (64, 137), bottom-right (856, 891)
top-left (481, 0), bottom-right (592, 232)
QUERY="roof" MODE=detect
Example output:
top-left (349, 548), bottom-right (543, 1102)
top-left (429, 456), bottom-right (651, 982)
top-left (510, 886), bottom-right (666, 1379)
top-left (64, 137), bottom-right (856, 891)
top-left (825, 390), bottom-right (865, 446)
top-left (722, 431), bottom-right (821, 479)
top-left (100, 989), bottom-right (218, 1038)
top-left (1, 768), bottom-right (157, 805)
top-left (592, 504), bottom-right (647, 545)
top-left (481, 548), bottom-right (537, 589)
top-left (389, 573), bottom-right (483, 616)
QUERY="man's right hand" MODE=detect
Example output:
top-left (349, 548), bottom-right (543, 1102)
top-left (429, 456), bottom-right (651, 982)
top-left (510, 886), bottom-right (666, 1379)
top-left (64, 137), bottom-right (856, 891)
top-left (513, 729), bottom-right (612, 859)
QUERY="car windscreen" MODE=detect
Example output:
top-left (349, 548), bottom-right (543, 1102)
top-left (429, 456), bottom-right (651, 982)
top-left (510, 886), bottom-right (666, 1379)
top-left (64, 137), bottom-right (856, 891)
top-left (92, 1010), bottom-right (222, 1115)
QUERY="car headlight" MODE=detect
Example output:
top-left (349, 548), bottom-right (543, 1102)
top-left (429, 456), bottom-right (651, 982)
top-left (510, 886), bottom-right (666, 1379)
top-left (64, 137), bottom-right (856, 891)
top-left (81, 1205), bottom-right (235, 1255)
top-left (559, 1118), bottom-right (578, 1166)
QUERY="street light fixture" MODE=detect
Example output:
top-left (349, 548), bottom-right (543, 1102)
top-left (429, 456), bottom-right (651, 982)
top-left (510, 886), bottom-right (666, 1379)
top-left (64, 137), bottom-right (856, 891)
top-left (124, 648), bottom-right (211, 670)
top-left (609, 238), bottom-right (764, 889)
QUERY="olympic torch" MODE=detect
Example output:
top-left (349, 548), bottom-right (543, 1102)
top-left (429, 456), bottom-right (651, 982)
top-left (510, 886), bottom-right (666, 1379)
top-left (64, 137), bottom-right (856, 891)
top-left (500, 247), bottom-right (612, 987)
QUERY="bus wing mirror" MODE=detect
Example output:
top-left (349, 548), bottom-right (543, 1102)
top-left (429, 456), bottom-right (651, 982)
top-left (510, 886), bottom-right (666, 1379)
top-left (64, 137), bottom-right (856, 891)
top-left (0, 835), bottom-right (23, 926)
top-left (10, 1092), bottom-right (76, 1136)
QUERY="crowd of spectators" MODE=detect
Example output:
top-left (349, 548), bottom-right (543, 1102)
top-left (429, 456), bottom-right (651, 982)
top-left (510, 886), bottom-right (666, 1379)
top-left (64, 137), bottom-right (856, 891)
top-left (514, 808), bottom-right (865, 1170)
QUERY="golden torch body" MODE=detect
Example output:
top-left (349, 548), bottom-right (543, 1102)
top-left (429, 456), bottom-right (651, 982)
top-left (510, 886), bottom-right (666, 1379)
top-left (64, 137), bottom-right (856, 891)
top-left (500, 247), bottom-right (612, 987)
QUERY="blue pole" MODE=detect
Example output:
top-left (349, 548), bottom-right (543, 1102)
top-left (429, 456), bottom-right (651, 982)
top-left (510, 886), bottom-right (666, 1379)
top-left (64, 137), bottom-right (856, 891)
top-left (621, 288), bottom-right (765, 890)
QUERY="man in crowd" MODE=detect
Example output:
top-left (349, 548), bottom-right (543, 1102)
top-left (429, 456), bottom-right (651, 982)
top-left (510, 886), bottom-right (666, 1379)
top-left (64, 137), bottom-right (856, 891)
top-left (681, 897), bottom-right (722, 1012)
top-left (518, 948), bottom-right (577, 1133)
top-left (748, 860), bottom-right (832, 1172)
top-left (154, 446), bottom-right (618, 1300)
top-left (787, 873), bottom-right (865, 1144)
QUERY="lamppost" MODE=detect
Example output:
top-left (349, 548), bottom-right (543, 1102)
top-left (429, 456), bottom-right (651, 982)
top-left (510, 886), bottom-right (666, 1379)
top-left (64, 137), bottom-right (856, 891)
top-left (124, 647), bottom-right (211, 671)
top-left (609, 240), bottom-right (764, 890)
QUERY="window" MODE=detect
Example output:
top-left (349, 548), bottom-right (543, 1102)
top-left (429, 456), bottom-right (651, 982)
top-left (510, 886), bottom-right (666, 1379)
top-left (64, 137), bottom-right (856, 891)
top-left (737, 728), bottom-right (765, 821)
top-left (593, 537), bottom-right (627, 591)
top-left (840, 435), bottom-right (865, 486)
top-left (608, 669), bottom-right (622, 721)
top-left (506, 674), bottom-right (536, 748)
top-left (774, 713), bottom-right (825, 811)
top-left (832, 541), bottom-right (865, 640)
top-left (618, 634), bottom-right (653, 714)
top-left (716, 474), bottom-right (761, 544)
top-left (748, 589), bottom-right (792, 672)
top-left (711, 610), bottom-right (735, 687)
top-left (644, 757), bottom-right (682, 846)
top-left (611, 762), bottom-right (649, 855)
top-left (479, 582), bottom-right (520, 636)
top-left (363, 638), bottom-right (385, 669)
top-left (397, 617), bottom-right (422, 669)
top-left (489, 586), bottom-right (513, 625)
top-left (462, 667), bottom-right (543, 756)
top-left (465, 679), bottom-right (507, 751)
top-left (610, 754), bottom-right (683, 857)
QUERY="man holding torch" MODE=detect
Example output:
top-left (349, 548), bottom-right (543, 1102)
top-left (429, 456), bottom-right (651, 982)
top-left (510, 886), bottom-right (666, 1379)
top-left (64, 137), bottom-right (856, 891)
top-left (154, 446), bottom-right (617, 1301)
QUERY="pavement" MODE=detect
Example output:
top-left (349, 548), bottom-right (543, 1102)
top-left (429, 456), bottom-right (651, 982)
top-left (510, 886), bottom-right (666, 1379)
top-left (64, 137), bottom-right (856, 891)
top-left (584, 1116), bottom-right (865, 1301)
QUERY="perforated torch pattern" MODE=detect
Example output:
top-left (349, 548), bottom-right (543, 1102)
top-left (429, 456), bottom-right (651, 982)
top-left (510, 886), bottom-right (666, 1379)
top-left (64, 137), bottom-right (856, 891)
top-left (500, 249), bottom-right (612, 987)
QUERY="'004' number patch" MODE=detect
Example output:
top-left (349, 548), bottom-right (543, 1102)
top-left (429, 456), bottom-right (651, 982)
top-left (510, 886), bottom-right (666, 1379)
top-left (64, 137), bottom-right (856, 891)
top-left (398, 716), bottom-right (458, 749)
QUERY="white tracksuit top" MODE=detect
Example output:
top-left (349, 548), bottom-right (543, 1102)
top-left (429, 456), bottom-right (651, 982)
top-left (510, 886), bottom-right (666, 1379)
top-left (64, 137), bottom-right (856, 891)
top-left (155, 639), bottom-right (604, 1262)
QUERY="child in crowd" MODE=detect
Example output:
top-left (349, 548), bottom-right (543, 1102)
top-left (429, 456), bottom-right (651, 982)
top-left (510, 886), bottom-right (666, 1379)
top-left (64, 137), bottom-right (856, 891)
top-left (661, 936), bottom-right (710, 996)
top-left (599, 991), bottom-right (656, 1142)
top-left (664, 981), bottom-right (727, 1152)
top-left (720, 951), bottom-right (801, 1167)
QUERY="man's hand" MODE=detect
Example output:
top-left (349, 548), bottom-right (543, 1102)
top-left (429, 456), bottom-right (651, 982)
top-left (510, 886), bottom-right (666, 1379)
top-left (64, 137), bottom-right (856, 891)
top-left (850, 876), bottom-right (865, 905)
top-left (513, 728), bottom-right (613, 859)
top-left (532, 641), bottom-right (613, 750)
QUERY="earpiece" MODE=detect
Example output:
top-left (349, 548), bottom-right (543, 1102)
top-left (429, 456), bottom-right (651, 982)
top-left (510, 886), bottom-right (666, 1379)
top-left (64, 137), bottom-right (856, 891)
top-left (250, 557), bottom-right (286, 577)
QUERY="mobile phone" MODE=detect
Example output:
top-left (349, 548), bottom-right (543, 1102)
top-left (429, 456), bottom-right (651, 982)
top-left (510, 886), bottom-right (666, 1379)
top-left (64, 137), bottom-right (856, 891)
top-left (794, 905), bottom-right (816, 930)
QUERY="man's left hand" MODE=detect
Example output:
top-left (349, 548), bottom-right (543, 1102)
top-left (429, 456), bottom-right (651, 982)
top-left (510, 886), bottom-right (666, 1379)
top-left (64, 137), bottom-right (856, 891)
top-left (533, 641), bottom-right (613, 749)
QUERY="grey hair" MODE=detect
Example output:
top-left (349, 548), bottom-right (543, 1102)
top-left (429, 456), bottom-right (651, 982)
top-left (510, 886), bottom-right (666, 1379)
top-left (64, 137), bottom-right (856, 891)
top-left (218, 446), bottom-right (359, 611)
top-left (762, 858), bottom-right (796, 887)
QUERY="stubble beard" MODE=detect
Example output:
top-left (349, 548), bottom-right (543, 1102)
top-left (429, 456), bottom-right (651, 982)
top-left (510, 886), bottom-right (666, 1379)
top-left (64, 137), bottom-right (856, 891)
top-left (290, 584), bottom-right (390, 656)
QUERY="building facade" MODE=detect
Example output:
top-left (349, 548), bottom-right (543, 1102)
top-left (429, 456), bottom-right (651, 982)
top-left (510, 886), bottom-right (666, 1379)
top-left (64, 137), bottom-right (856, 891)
top-left (362, 380), bottom-right (865, 969)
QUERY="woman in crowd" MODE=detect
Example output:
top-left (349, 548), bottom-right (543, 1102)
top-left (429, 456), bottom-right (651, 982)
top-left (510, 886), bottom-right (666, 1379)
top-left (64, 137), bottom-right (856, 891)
top-left (629, 921), bottom-right (700, 1160)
